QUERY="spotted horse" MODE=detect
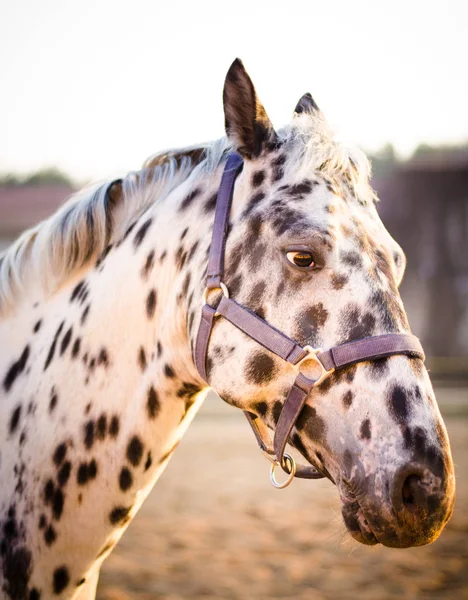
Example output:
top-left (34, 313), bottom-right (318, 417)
top-left (0, 59), bottom-right (455, 598)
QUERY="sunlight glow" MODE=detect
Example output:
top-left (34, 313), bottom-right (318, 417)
top-left (0, 0), bottom-right (467, 182)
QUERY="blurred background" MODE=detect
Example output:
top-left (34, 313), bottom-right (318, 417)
top-left (1, 1), bottom-right (467, 598)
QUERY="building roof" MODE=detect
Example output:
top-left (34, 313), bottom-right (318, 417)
top-left (0, 184), bottom-right (74, 236)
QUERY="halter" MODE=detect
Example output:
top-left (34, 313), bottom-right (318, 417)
top-left (194, 153), bottom-right (425, 489)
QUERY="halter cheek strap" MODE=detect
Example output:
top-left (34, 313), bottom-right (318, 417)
top-left (194, 153), bottom-right (425, 489)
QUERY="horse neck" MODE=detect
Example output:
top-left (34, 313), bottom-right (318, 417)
top-left (0, 168), bottom-right (217, 588)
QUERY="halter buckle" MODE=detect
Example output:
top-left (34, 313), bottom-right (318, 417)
top-left (202, 282), bottom-right (229, 316)
top-left (296, 345), bottom-right (335, 387)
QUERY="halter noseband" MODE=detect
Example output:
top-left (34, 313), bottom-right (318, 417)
top-left (194, 153), bottom-right (424, 489)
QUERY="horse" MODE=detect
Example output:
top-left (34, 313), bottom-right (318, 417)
top-left (0, 58), bottom-right (455, 599)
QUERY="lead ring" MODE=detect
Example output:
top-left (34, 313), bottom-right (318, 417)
top-left (202, 282), bottom-right (229, 307)
top-left (270, 453), bottom-right (296, 489)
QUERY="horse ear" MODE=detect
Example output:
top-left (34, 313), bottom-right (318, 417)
top-left (223, 58), bottom-right (277, 159)
top-left (294, 92), bottom-right (319, 115)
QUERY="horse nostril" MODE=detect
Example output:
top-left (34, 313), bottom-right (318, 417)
top-left (401, 473), bottom-right (426, 510)
top-left (392, 465), bottom-right (430, 514)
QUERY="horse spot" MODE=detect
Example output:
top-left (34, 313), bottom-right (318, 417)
top-left (253, 400), bottom-right (268, 417)
top-left (344, 365), bottom-right (357, 384)
top-left (126, 436), bottom-right (144, 467)
top-left (272, 156), bottom-right (285, 182)
top-left (109, 415), bottom-right (120, 438)
top-left (203, 193), bottom-right (218, 214)
top-left (33, 320), bottom-right (42, 333)
top-left (144, 452), bottom-right (153, 471)
top-left (133, 218), bottom-right (153, 248)
top-left (53, 566), bottom-right (70, 594)
top-left (70, 281), bottom-right (85, 303)
top-left (119, 467), bottom-right (133, 492)
top-left (71, 338), bottom-right (81, 359)
top-left (340, 251), bottom-right (362, 267)
top-left (4, 345), bottom-right (30, 392)
top-left (81, 305), bottom-right (90, 326)
top-left (295, 302), bottom-right (329, 345)
top-left (88, 459), bottom-right (97, 479)
top-left (227, 274), bottom-right (243, 298)
top-left (49, 389), bottom-right (58, 413)
top-left (245, 351), bottom-right (277, 385)
top-left (244, 192), bottom-right (266, 217)
top-left (288, 180), bottom-right (313, 197)
top-left (330, 272), bottom-right (348, 290)
top-left (3, 517), bottom-right (17, 540)
top-left (44, 322), bottom-right (64, 370)
top-left (342, 390), bottom-right (354, 408)
top-left (272, 208), bottom-right (307, 236)
top-left (98, 348), bottom-right (109, 367)
top-left (29, 588), bottom-right (41, 600)
top-left (53, 443), bottom-right (67, 467)
top-left (252, 170), bottom-right (266, 187)
top-left (97, 414), bottom-right (107, 440)
top-left (57, 462), bottom-right (71, 487)
top-left (388, 384), bottom-right (410, 424)
top-left (181, 273), bottom-right (191, 298)
top-left (176, 382), bottom-right (200, 399)
top-left (296, 404), bottom-right (326, 442)
top-left (9, 405), bottom-right (22, 434)
top-left (44, 525), bottom-right (57, 546)
top-left (164, 364), bottom-right (175, 378)
top-left (52, 489), bottom-right (64, 520)
top-left (147, 386), bottom-right (160, 419)
top-left (272, 400), bottom-right (282, 424)
top-left (360, 419), bottom-right (372, 440)
top-left (60, 327), bottom-right (73, 356)
top-left (38, 514), bottom-right (46, 529)
top-left (2, 545), bottom-right (32, 600)
top-left (44, 479), bottom-right (55, 504)
top-left (109, 506), bottom-right (131, 526)
top-left (248, 280), bottom-right (266, 309)
top-left (84, 420), bottom-right (95, 449)
top-left (180, 187), bottom-right (201, 211)
top-left (146, 289), bottom-right (157, 318)
top-left (368, 357), bottom-right (389, 380)
top-left (77, 463), bottom-right (89, 485)
top-left (142, 249), bottom-right (155, 279)
top-left (340, 304), bottom-right (376, 343)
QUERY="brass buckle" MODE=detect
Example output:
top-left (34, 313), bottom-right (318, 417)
top-left (296, 345), bottom-right (334, 387)
top-left (202, 282), bottom-right (229, 316)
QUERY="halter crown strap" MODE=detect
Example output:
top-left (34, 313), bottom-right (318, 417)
top-left (194, 153), bottom-right (425, 487)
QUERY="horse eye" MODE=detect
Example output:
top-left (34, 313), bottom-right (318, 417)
top-left (286, 251), bottom-right (316, 268)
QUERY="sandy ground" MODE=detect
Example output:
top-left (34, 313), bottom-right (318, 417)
top-left (98, 389), bottom-right (468, 600)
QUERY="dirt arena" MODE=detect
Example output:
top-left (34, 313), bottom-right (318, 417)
top-left (98, 388), bottom-right (468, 600)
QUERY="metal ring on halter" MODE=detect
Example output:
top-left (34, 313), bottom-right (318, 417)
top-left (202, 282), bottom-right (229, 316)
top-left (270, 453), bottom-right (296, 489)
top-left (295, 345), bottom-right (335, 387)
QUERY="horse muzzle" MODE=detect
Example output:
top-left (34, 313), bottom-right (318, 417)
top-left (338, 460), bottom-right (456, 548)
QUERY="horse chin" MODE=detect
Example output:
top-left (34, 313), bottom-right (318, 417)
top-left (340, 498), bottom-right (380, 546)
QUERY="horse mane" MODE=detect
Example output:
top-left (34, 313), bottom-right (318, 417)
top-left (0, 111), bottom-right (374, 316)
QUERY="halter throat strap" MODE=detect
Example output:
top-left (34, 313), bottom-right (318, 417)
top-left (194, 153), bottom-right (425, 487)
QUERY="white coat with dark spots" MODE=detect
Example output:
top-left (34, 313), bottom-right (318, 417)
top-left (0, 59), bottom-right (455, 599)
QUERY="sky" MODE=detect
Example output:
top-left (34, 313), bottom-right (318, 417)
top-left (0, 0), bottom-right (467, 182)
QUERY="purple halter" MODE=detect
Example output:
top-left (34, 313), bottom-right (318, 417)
top-left (194, 153), bottom-right (424, 488)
